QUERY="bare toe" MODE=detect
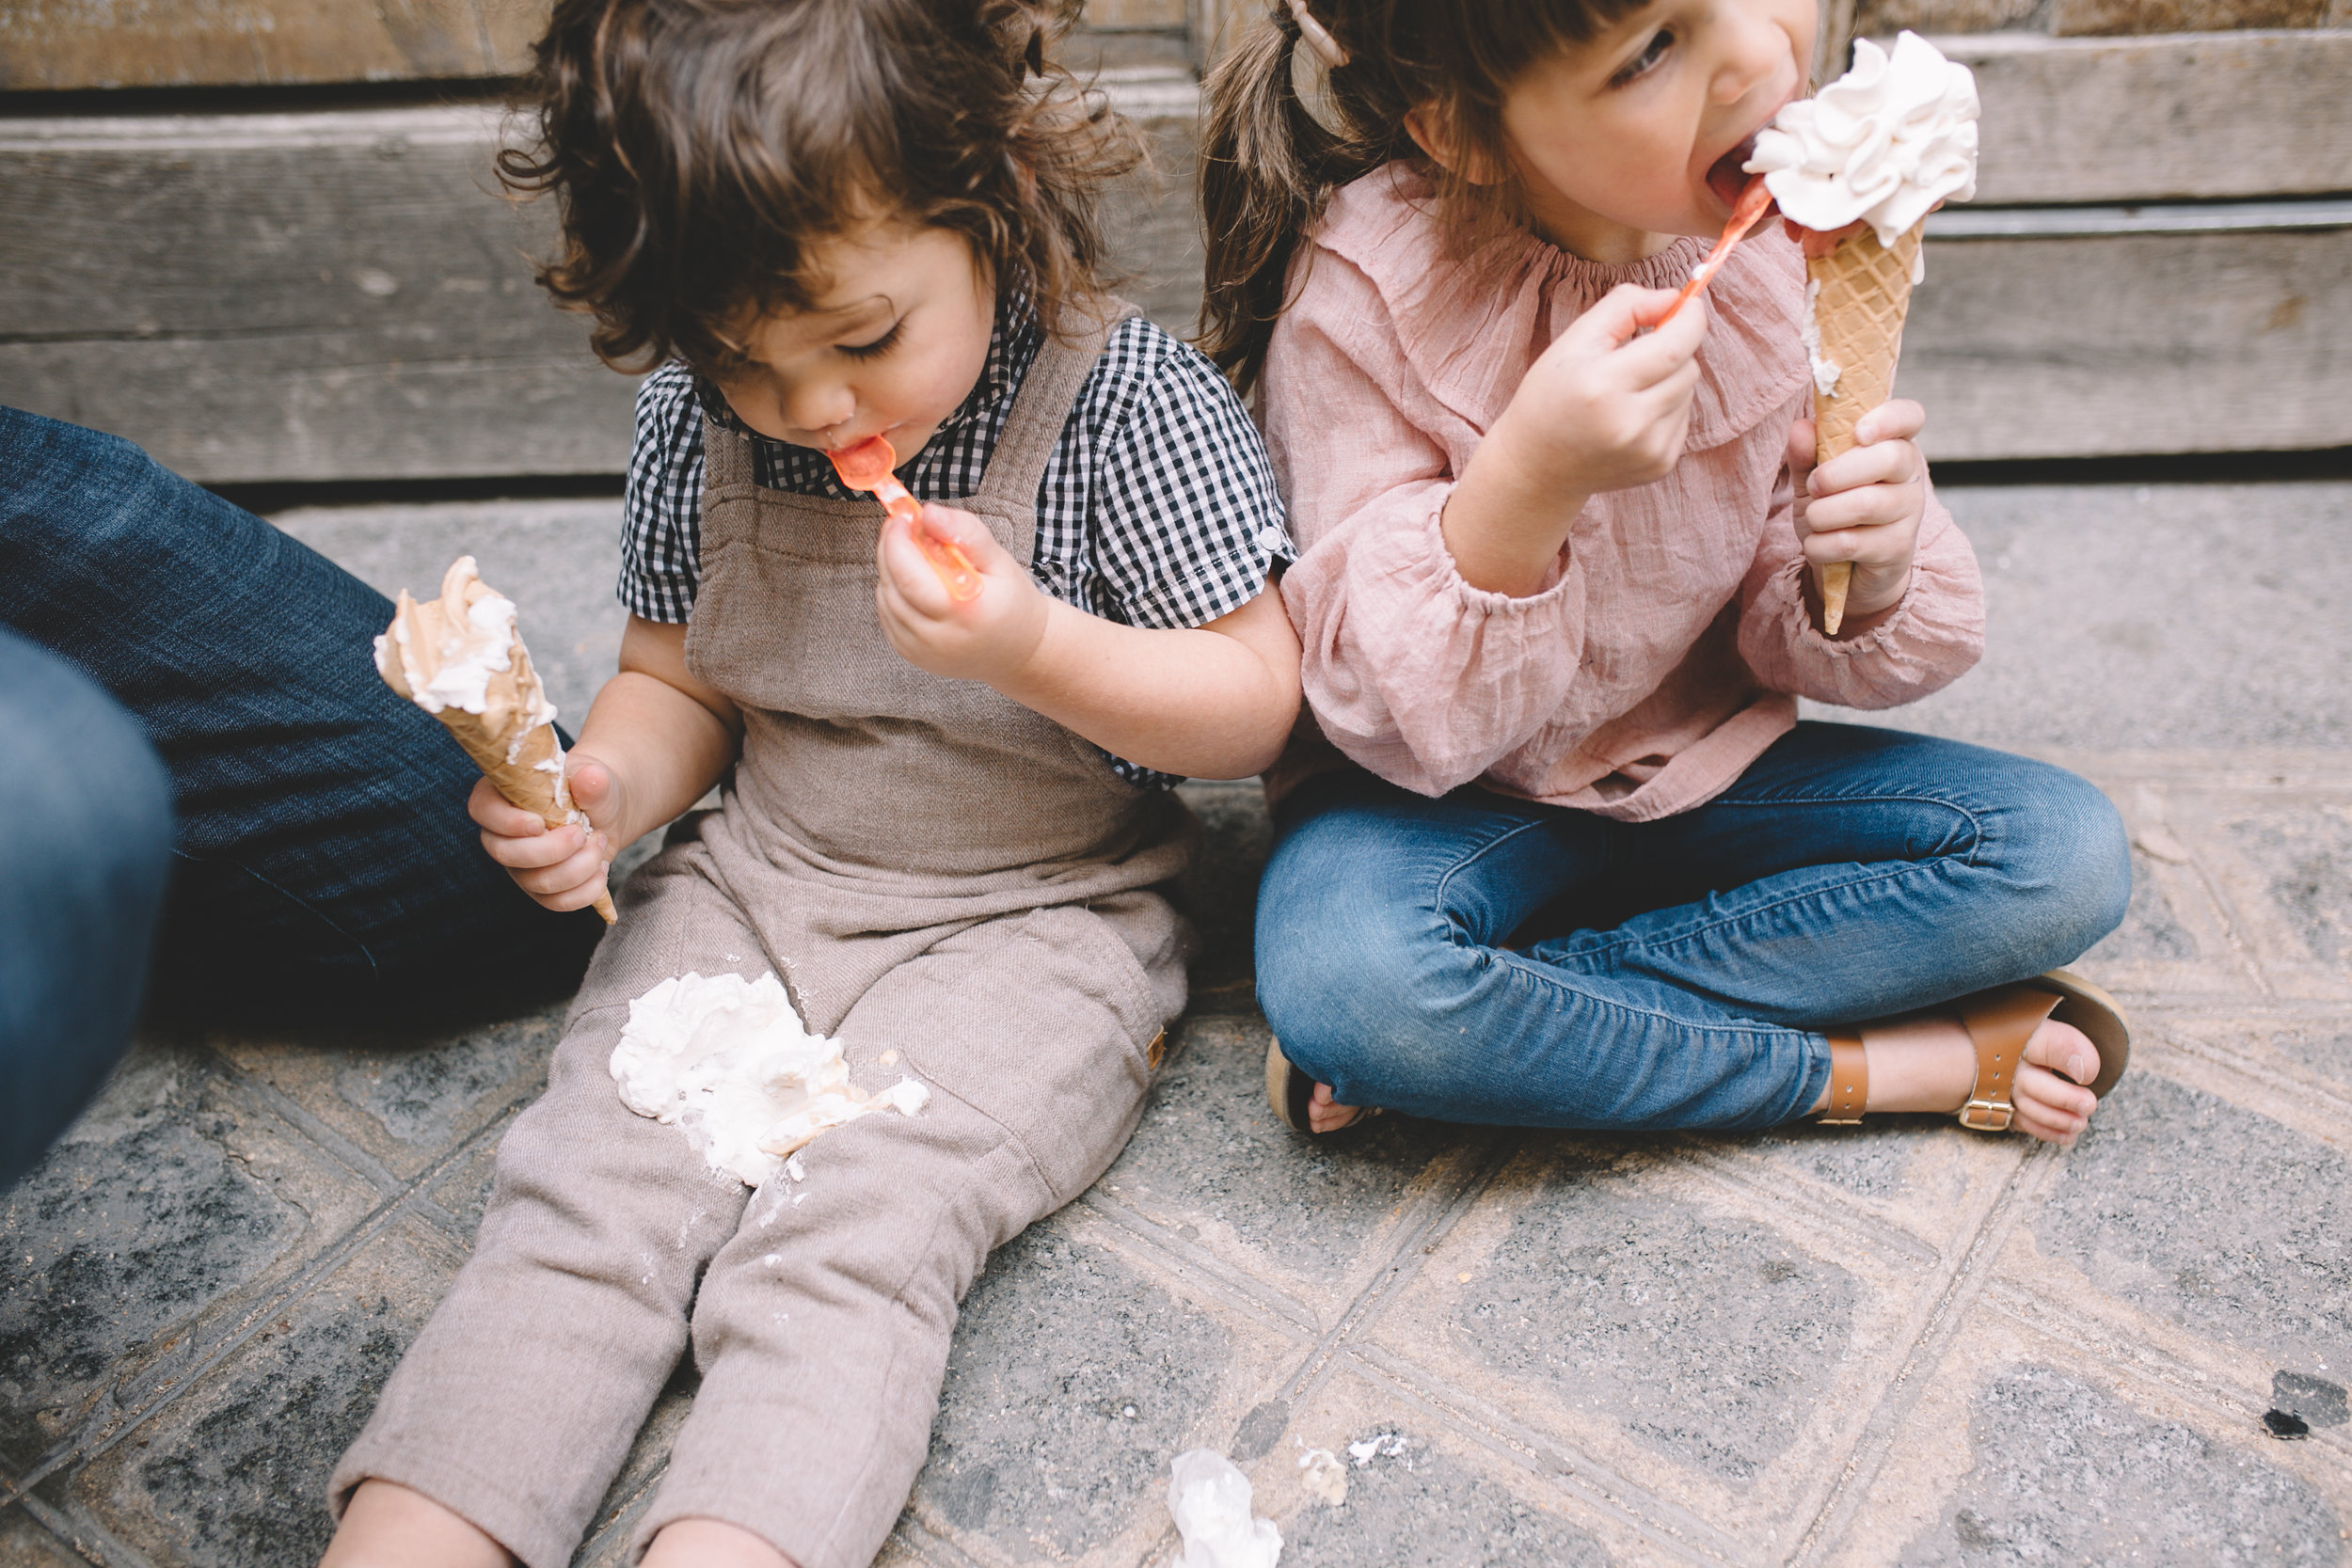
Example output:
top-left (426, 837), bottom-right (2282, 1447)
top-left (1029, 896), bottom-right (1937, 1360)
top-left (1307, 1082), bottom-right (1363, 1134)
top-left (2025, 1018), bottom-right (2099, 1086)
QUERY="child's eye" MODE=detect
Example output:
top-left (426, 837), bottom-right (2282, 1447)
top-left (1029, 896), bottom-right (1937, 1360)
top-left (839, 322), bottom-right (904, 361)
top-left (1609, 27), bottom-right (1675, 87)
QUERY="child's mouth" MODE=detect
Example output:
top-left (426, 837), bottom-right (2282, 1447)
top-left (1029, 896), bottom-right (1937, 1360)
top-left (1707, 135), bottom-right (1761, 210)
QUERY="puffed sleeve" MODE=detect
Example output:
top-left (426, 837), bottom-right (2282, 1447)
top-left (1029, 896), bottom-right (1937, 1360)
top-left (1736, 435), bottom-right (1985, 706)
top-left (1264, 258), bottom-right (1595, 798)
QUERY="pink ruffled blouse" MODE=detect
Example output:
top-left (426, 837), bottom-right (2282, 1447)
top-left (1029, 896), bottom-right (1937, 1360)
top-left (1261, 164), bottom-right (1985, 820)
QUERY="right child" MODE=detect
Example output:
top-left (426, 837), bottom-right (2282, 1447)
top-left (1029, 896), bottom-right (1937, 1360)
top-left (1203, 0), bottom-right (2134, 1144)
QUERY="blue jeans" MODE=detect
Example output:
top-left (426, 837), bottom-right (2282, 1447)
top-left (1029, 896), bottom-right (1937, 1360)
top-left (1254, 722), bottom-right (2132, 1132)
top-left (0, 629), bottom-right (174, 1186)
top-left (0, 406), bottom-right (603, 1028)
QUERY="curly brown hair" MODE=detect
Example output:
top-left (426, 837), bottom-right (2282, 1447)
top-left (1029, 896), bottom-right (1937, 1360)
top-left (499, 0), bottom-right (1143, 376)
top-left (1198, 0), bottom-right (1653, 394)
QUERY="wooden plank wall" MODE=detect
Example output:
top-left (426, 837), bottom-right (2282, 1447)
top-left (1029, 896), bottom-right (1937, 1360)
top-left (1, 4), bottom-right (2346, 481)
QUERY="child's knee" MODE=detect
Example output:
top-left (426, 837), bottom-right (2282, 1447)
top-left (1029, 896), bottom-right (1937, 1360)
top-left (2010, 768), bottom-right (2132, 955)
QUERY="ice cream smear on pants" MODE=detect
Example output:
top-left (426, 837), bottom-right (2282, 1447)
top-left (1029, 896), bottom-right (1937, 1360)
top-left (1167, 1449), bottom-right (1281, 1568)
top-left (610, 971), bottom-right (930, 1187)
top-left (1743, 31), bottom-right (1978, 249)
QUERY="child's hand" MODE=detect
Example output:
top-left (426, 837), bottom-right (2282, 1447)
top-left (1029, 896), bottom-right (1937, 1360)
top-left (1500, 283), bottom-right (1708, 496)
top-left (1442, 284), bottom-right (1706, 595)
top-left (1787, 399), bottom-right (1931, 627)
top-left (874, 502), bottom-right (1050, 684)
top-left (469, 758), bottom-right (621, 913)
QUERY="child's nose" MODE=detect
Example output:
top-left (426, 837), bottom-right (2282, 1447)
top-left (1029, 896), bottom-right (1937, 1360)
top-left (786, 382), bottom-right (857, 438)
top-left (1710, 8), bottom-right (1790, 104)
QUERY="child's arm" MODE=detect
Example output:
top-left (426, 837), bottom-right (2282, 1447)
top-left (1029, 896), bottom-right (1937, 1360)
top-left (871, 511), bottom-right (1300, 781)
top-left (469, 616), bottom-right (742, 911)
top-left (1438, 285), bottom-right (1708, 596)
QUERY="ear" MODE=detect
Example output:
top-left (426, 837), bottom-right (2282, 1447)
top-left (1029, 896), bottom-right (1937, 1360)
top-left (1403, 103), bottom-right (1507, 186)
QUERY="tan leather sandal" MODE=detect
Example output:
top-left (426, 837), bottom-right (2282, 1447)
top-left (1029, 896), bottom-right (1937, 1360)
top-left (1816, 967), bottom-right (2130, 1131)
top-left (1264, 1037), bottom-right (1381, 1135)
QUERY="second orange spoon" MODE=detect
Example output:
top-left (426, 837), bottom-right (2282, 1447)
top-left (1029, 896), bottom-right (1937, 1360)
top-left (827, 435), bottom-right (983, 601)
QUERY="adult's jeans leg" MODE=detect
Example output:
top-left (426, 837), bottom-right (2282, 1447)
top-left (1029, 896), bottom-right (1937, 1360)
top-left (0, 407), bottom-right (603, 1015)
top-left (1533, 722), bottom-right (2133, 1025)
top-left (0, 629), bottom-right (174, 1186)
top-left (1255, 770), bottom-right (1825, 1131)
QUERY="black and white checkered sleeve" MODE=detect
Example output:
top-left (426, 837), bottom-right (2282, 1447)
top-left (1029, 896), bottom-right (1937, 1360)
top-left (1044, 317), bottom-right (1292, 633)
top-left (618, 362), bottom-right (706, 624)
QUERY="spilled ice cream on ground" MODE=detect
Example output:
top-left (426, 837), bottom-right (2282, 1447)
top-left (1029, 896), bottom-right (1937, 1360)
top-left (610, 971), bottom-right (930, 1188)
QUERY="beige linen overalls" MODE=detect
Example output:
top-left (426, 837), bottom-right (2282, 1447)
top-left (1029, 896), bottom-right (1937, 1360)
top-left (332, 310), bottom-right (1198, 1568)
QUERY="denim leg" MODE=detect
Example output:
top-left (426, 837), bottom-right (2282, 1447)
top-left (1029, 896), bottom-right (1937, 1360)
top-left (0, 407), bottom-right (603, 1014)
top-left (0, 629), bottom-right (174, 1186)
top-left (1255, 771), bottom-right (1827, 1132)
top-left (1532, 723), bottom-right (2134, 1026)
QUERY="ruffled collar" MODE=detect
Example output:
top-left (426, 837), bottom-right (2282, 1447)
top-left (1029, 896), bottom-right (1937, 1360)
top-left (1314, 163), bottom-right (1808, 451)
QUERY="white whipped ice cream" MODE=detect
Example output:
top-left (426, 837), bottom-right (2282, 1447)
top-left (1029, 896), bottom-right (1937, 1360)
top-left (1800, 278), bottom-right (1841, 395)
top-left (371, 556), bottom-right (561, 732)
top-left (1744, 31), bottom-right (1979, 248)
top-left (610, 971), bottom-right (930, 1187)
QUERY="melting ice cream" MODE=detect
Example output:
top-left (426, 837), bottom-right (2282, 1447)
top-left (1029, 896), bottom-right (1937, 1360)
top-left (610, 972), bottom-right (929, 1188)
top-left (373, 558), bottom-right (558, 741)
top-left (1744, 31), bottom-right (1979, 248)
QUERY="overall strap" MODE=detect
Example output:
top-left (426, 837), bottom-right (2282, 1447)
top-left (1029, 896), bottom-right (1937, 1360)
top-left (704, 417), bottom-right (756, 491)
top-left (968, 300), bottom-right (1139, 515)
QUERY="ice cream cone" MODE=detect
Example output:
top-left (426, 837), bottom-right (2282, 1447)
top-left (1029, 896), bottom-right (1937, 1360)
top-left (374, 556), bottom-right (617, 925)
top-left (1807, 221), bottom-right (1924, 636)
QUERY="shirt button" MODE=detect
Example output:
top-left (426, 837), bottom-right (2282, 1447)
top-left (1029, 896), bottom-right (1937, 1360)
top-left (1256, 526), bottom-right (1289, 555)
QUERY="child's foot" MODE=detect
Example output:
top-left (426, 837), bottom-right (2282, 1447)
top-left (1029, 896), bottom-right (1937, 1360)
top-left (643, 1518), bottom-right (796, 1567)
top-left (1305, 1079), bottom-right (1365, 1134)
top-left (1826, 1009), bottom-right (2102, 1147)
top-left (320, 1481), bottom-right (510, 1568)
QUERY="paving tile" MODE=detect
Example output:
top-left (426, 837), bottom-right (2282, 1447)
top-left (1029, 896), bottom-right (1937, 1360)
top-left (898, 1218), bottom-right (1238, 1564)
top-left (1695, 1116), bottom-right (2004, 1256)
top-left (212, 1005), bottom-right (563, 1183)
top-left (1276, 1430), bottom-right (1613, 1568)
top-left (1896, 1363), bottom-right (2344, 1567)
top-left (2163, 791), bottom-right (2352, 1000)
top-left (420, 1117), bottom-right (511, 1244)
top-left (1097, 1012), bottom-right (1482, 1310)
top-left (0, 1506), bottom-right (83, 1567)
top-left (1357, 1140), bottom-right (1925, 1546)
top-left (0, 1042), bottom-right (384, 1472)
top-left (2033, 1072), bottom-right (2351, 1376)
top-left (1445, 1149), bottom-right (1860, 1486)
top-left (67, 1219), bottom-right (457, 1568)
top-left (2258, 1016), bottom-right (2352, 1097)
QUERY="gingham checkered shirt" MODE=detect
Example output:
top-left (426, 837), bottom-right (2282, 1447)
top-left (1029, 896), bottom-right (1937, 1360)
top-left (619, 302), bottom-right (1292, 787)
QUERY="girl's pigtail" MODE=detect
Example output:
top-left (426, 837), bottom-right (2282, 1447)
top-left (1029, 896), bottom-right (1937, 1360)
top-left (1198, 4), bottom-right (1341, 396)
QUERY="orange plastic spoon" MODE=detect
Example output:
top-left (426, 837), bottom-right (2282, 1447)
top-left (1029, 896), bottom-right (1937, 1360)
top-left (1661, 175), bottom-right (1777, 324)
top-left (827, 435), bottom-right (983, 601)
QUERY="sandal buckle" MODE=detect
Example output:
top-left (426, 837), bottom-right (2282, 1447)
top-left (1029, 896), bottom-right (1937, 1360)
top-left (1959, 1098), bottom-right (2013, 1132)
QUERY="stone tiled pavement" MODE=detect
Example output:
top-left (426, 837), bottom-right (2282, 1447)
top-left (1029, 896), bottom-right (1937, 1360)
top-left (3, 481), bottom-right (2348, 1566)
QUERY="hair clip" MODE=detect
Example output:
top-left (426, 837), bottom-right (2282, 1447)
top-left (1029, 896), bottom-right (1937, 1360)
top-left (1286, 0), bottom-right (1347, 70)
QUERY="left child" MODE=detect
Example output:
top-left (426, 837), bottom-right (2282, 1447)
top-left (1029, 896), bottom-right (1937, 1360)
top-left (319, 3), bottom-right (1299, 1565)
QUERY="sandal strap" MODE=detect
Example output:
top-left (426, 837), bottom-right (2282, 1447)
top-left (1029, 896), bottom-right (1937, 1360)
top-left (1955, 987), bottom-right (2062, 1131)
top-left (1818, 1029), bottom-right (1867, 1124)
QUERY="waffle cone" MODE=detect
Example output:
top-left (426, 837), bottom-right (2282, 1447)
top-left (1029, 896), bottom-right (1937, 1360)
top-left (375, 557), bottom-right (617, 925)
top-left (1807, 221), bottom-right (1924, 634)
